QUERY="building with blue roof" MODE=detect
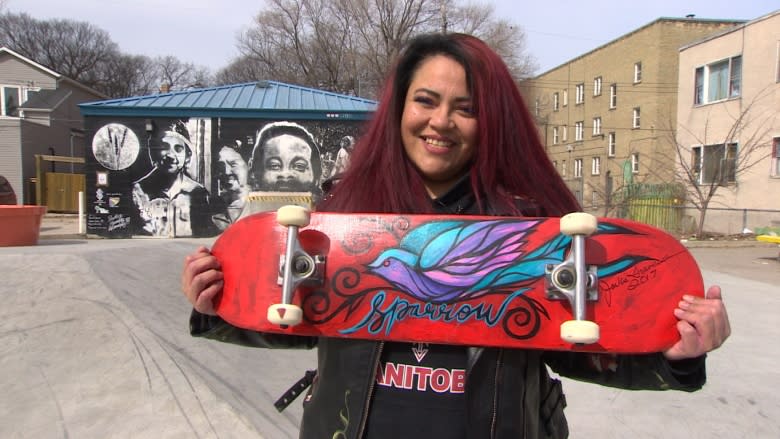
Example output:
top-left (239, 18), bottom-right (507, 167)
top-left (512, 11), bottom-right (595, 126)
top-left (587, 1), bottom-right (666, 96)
top-left (79, 81), bottom-right (376, 238)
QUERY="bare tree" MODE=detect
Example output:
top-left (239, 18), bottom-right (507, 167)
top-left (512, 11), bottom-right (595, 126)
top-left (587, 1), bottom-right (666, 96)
top-left (669, 88), bottom-right (775, 237)
top-left (224, 0), bottom-right (536, 98)
top-left (0, 13), bottom-right (119, 83)
top-left (0, 12), bottom-right (213, 98)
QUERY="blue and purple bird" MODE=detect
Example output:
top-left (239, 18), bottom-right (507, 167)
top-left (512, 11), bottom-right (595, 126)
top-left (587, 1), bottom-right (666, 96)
top-left (367, 219), bottom-right (638, 303)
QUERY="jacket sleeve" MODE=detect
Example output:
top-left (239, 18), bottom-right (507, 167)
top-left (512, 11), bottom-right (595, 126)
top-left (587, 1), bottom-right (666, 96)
top-left (543, 351), bottom-right (706, 392)
top-left (189, 309), bottom-right (318, 350)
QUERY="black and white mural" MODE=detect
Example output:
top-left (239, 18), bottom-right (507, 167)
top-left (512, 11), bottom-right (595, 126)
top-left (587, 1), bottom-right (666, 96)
top-left (85, 117), bottom-right (361, 238)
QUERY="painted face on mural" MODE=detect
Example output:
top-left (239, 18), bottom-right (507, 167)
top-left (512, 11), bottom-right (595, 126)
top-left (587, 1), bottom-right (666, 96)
top-left (153, 133), bottom-right (190, 174)
top-left (217, 146), bottom-right (248, 196)
top-left (260, 134), bottom-right (315, 192)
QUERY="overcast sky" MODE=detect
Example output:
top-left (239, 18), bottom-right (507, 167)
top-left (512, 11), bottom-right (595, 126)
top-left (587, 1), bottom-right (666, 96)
top-left (7, 0), bottom-right (779, 75)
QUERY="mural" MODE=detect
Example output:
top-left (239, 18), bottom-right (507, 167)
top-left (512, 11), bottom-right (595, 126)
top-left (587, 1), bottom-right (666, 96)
top-left (85, 117), bottom-right (361, 238)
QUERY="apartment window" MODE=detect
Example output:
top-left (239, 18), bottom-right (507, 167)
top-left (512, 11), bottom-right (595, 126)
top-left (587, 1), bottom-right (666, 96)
top-left (592, 117), bottom-right (602, 136)
top-left (631, 153), bottom-right (640, 173)
top-left (575, 83), bottom-right (585, 104)
top-left (609, 84), bottom-right (617, 109)
top-left (561, 160), bottom-right (567, 177)
top-left (773, 137), bottom-right (780, 177)
top-left (575, 121), bottom-right (584, 141)
top-left (553, 160), bottom-right (558, 171)
top-left (553, 92), bottom-right (560, 111)
top-left (1, 86), bottom-right (20, 117)
top-left (694, 55), bottom-right (742, 105)
top-left (562, 90), bottom-right (568, 106)
top-left (633, 62), bottom-right (642, 83)
top-left (593, 76), bottom-right (602, 96)
top-left (552, 126), bottom-right (559, 144)
top-left (608, 132), bottom-right (616, 157)
top-left (561, 125), bottom-right (568, 142)
top-left (534, 99), bottom-right (540, 116)
top-left (691, 143), bottom-right (737, 185)
top-left (632, 107), bottom-right (641, 129)
top-left (592, 157), bottom-right (601, 175)
top-left (574, 159), bottom-right (583, 178)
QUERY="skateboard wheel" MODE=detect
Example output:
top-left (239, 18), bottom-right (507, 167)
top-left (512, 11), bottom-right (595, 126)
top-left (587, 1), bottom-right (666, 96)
top-left (560, 212), bottom-right (598, 236)
top-left (277, 205), bottom-right (311, 227)
top-left (268, 304), bottom-right (303, 326)
top-left (560, 320), bottom-right (600, 344)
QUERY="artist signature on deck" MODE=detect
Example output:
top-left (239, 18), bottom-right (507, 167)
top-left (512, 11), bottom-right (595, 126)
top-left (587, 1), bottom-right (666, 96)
top-left (599, 260), bottom-right (661, 305)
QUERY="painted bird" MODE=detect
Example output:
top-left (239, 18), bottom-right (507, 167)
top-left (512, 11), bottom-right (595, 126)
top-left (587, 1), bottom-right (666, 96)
top-left (367, 219), bottom-right (638, 303)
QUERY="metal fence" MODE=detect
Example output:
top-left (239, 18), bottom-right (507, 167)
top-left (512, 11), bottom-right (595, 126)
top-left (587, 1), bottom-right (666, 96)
top-left (584, 203), bottom-right (780, 237)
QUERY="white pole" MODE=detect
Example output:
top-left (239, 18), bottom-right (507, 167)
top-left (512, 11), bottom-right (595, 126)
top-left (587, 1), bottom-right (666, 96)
top-left (78, 191), bottom-right (85, 234)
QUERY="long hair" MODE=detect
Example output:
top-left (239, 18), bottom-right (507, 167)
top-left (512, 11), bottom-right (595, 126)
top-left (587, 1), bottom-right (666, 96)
top-left (318, 33), bottom-right (579, 217)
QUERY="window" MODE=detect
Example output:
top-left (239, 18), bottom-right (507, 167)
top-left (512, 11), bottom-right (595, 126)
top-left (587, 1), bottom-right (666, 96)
top-left (553, 92), bottom-right (560, 111)
top-left (561, 160), bottom-right (567, 177)
top-left (553, 160), bottom-right (557, 170)
top-left (575, 83), bottom-right (585, 104)
top-left (593, 76), bottom-right (602, 96)
top-left (592, 117), bottom-right (602, 136)
top-left (608, 132), bottom-right (616, 157)
top-left (562, 90), bottom-right (568, 106)
top-left (592, 157), bottom-right (601, 175)
top-left (552, 126), bottom-right (559, 145)
top-left (1, 86), bottom-right (20, 117)
top-left (574, 159), bottom-right (583, 178)
top-left (575, 121), bottom-right (584, 141)
top-left (691, 143), bottom-right (738, 185)
top-left (631, 153), bottom-right (640, 173)
top-left (609, 84), bottom-right (617, 109)
top-left (633, 62), bottom-right (642, 83)
top-left (561, 125), bottom-right (567, 142)
top-left (534, 99), bottom-right (540, 116)
top-left (632, 107), bottom-right (641, 129)
top-left (773, 137), bottom-right (780, 177)
top-left (694, 56), bottom-right (742, 105)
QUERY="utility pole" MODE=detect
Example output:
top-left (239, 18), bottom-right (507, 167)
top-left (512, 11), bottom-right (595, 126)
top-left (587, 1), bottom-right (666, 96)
top-left (440, 0), bottom-right (448, 33)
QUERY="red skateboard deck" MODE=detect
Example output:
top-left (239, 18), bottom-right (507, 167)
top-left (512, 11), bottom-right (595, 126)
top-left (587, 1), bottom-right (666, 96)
top-left (210, 210), bottom-right (704, 353)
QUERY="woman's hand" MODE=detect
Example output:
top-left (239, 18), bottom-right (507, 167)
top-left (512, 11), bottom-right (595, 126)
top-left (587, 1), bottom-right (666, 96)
top-left (181, 246), bottom-right (224, 315)
top-left (663, 285), bottom-right (731, 361)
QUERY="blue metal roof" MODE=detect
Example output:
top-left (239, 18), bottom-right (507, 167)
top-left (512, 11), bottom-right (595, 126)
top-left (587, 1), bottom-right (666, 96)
top-left (79, 81), bottom-right (377, 121)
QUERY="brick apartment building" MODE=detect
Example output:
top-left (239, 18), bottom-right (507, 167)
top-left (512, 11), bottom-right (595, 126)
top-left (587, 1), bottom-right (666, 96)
top-left (522, 17), bottom-right (743, 214)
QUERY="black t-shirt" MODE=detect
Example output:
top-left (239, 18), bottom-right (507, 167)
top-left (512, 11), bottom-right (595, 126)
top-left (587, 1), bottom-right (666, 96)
top-left (363, 342), bottom-right (467, 438)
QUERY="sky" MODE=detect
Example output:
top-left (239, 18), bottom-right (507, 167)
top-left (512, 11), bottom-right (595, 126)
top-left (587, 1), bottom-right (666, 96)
top-left (6, 0), bottom-right (779, 75)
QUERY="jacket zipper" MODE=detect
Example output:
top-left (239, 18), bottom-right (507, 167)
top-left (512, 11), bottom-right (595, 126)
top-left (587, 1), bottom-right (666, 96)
top-left (490, 350), bottom-right (503, 439)
top-left (356, 341), bottom-right (384, 438)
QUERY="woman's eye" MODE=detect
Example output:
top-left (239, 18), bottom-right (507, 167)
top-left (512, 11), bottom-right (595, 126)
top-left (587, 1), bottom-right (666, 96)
top-left (413, 96), bottom-right (435, 106)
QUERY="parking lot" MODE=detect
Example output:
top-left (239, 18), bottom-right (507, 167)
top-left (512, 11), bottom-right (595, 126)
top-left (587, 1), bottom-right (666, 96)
top-left (1, 217), bottom-right (778, 438)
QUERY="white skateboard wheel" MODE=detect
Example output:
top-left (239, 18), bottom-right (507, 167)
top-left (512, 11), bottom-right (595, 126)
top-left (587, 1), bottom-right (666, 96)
top-left (560, 212), bottom-right (598, 236)
top-left (277, 205), bottom-right (310, 227)
top-left (268, 304), bottom-right (303, 326)
top-left (561, 320), bottom-right (600, 344)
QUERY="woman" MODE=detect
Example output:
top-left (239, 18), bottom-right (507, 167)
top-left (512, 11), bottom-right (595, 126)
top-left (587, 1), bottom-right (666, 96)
top-left (182, 33), bottom-right (729, 438)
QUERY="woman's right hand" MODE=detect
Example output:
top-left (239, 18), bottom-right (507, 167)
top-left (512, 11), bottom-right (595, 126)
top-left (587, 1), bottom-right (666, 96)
top-left (181, 246), bottom-right (224, 315)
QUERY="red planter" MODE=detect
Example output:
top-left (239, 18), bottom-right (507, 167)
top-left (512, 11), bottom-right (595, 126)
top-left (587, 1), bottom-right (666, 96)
top-left (0, 206), bottom-right (47, 246)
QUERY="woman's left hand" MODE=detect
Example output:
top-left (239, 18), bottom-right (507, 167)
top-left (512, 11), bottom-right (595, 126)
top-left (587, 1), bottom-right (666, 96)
top-left (663, 285), bottom-right (731, 361)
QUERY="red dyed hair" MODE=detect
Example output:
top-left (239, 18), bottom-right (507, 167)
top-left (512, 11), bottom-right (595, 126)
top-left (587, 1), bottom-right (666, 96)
top-left (318, 33), bottom-right (580, 217)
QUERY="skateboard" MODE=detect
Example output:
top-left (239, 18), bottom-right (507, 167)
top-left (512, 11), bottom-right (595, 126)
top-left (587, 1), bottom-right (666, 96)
top-left (210, 207), bottom-right (704, 353)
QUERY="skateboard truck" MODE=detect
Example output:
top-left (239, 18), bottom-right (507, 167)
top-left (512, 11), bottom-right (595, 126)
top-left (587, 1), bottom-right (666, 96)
top-left (545, 212), bottom-right (600, 345)
top-left (268, 205), bottom-right (323, 327)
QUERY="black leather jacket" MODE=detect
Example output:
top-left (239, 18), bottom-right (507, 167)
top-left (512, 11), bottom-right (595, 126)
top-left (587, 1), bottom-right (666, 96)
top-left (189, 177), bottom-right (706, 439)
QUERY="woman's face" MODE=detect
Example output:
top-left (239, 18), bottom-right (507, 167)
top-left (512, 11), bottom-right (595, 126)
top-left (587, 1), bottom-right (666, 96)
top-left (401, 54), bottom-right (478, 198)
top-left (260, 134), bottom-right (315, 192)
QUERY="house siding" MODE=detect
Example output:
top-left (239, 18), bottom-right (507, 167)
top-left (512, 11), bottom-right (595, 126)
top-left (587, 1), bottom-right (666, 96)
top-left (0, 119), bottom-right (22, 204)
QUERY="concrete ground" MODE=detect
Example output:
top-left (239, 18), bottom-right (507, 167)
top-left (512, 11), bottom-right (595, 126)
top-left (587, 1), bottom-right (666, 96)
top-left (0, 215), bottom-right (778, 438)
